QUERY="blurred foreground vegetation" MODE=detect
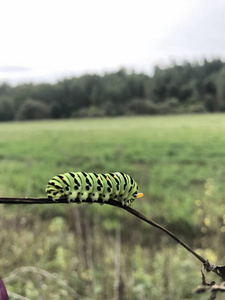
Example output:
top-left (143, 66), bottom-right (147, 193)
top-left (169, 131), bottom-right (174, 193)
top-left (1, 59), bottom-right (225, 121)
top-left (0, 115), bottom-right (225, 299)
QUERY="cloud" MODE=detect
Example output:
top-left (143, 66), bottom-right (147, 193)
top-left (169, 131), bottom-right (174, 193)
top-left (0, 66), bottom-right (31, 73)
top-left (158, 0), bottom-right (225, 61)
top-left (1, 0), bottom-right (225, 84)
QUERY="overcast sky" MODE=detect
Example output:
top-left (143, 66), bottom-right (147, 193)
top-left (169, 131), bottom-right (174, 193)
top-left (1, 0), bottom-right (225, 85)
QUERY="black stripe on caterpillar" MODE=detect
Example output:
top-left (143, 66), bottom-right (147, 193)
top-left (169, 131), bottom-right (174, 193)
top-left (45, 171), bottom-right (144, 206)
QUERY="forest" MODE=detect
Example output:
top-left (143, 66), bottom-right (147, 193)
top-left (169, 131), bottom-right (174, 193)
top-left (0, 59), bottom-right (225, 121)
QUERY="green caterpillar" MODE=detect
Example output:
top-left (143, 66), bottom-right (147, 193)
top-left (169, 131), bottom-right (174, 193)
top-left (46, 172), bottom-right (144, 206)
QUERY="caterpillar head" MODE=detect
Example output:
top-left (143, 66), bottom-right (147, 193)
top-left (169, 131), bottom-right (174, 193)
top-left (129, 190), bottom-right (144, 202)
top-left (127, 178), bottom-right (144, 202)
top-left (136, 192), bottom-right (144, 199)
top-left (124, 191), bottom-right (143, 206)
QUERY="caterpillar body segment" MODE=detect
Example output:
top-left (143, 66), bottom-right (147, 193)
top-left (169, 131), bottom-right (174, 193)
top-left (113, 172), bottom-right (133, 205)
top-left (119, 173), bottom-right (134, 205)
top-left (75, 172), bottom-right (93, 202)
top-left (66, 172), bottom-right (82, 202)
top-left (105, 172), bottom-right (120, 200)
top-left (46, 171), bottom-right (144, 206)
top-left (88, 173), bottom-right (104, 201)
top-left (113, 172), bottom-right (127, 200)
top-left (98, 174), bottom-right (112, 202)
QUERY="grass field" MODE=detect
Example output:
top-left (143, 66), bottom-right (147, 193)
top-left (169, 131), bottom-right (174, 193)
top-left (1, 114), bottom-right (225, 299)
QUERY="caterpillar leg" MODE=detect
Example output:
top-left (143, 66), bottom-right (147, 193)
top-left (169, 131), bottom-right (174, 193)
top-left (97, 174), bottom-right (112, 203)
top-left (98, 197), bottom-right (105, 206)
top-left (68, 192), bottom-right (78, 202)
top-left (78, 191), bottom-right (89, 202)
top-left (121, 199), bottom-right (125, 206)
top-left (126, 200), bottom-right (131, 207)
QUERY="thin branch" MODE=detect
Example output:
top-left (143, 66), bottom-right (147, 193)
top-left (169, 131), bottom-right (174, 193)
top-left (1, 197), bottom-right (224, 283)
top-left (122, 205), bottom-right (207, 264)
top-left (0, 197), bottom-right (206, 262)
top-left (0, 197), bottom-right (57, 204)
top-left (4, 266), bottom-right (81, 299)
top-left (7, 291), bottom-right (30, 300)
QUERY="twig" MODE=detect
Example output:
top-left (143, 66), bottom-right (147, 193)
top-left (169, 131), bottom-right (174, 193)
top-left (114, 223), bottom-right (121, 300)
top-left (7, 291), bottom-right (30, 300)
top-left (1, 197), bottom-right (225, 284)
top-left (3, 266), bottom-right (80, 298)
top-left (194, 282), bottom-right (225, 300)
top-left (121, 205), bottom-right (207, 264)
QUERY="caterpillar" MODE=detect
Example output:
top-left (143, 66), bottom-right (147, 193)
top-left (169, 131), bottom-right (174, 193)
top-left (45, 172), bottom-right (144, 206)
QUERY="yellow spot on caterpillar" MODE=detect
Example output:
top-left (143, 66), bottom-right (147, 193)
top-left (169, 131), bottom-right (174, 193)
top-left (106, 177), bottom-right (109, 180)
top-left (97, 177), bottom-right (100, 179)
top-left (136, 193), bottom-right (144, 198)
top-left (62, 178), bottom-right (65, 180)
top-left (113, 175), bottom-right (116, 178)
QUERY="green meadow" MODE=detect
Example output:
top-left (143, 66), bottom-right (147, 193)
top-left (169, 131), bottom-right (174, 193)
top-left (0, 114), bottom-right (225, 299)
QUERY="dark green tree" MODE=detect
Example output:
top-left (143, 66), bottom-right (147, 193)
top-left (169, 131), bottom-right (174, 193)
top-left (0, 96), bottom-right (15, 121)
top-left (17, 98), bottom-right (51, 120)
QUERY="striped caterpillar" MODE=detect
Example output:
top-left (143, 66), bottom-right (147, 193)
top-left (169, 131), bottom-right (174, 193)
top-left (46, 172), bottom-right (144, 206)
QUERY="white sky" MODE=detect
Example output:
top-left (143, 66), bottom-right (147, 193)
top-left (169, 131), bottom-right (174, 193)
top-left (1, 0), bottom-right (225, 85)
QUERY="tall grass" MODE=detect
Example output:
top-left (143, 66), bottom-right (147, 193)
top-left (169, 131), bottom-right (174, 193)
top-left (0, 114), bottom-right (225, 299)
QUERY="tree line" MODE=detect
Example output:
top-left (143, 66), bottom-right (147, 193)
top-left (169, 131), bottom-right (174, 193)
top-left (0, 59), bottom-right (225, 121)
